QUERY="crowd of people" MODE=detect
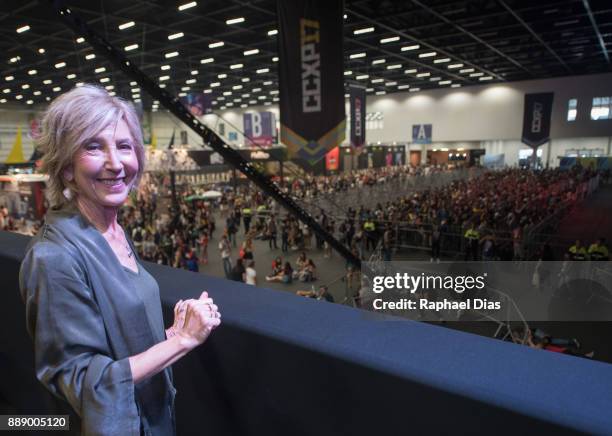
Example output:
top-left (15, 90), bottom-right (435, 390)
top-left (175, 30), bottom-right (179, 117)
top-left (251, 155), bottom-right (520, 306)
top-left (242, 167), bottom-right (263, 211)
top-left (1, 163), bottom-right (607, 287)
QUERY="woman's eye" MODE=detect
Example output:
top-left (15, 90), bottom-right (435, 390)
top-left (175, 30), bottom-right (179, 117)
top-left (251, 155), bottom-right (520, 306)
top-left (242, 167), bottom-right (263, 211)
top-left (118, 142), bottom-right (133, 150)
top-left (84, 142), bottom-right (101, 151)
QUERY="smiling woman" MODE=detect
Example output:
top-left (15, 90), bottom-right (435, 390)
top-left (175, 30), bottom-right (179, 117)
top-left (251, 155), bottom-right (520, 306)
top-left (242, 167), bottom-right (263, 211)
top-left (19, 85), bottom-right (221, 436)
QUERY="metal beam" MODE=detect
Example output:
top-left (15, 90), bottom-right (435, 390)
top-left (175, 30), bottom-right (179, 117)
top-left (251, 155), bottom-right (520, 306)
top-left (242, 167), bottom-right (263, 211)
top-left (346, 8), bottom-right (504, 81)
top-left (582, 0), bottom-right (610, 64)
top-left (409, 0), bottom-right (533, 76)
top-left (497, 0), bottom-right (571, 73)
top-left (45, 0), bottom-right (361, 269)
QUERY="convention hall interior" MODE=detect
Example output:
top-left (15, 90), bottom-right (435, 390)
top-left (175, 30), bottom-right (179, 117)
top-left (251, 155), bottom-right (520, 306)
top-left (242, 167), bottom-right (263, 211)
top-left (1, 0), bottom-right (612, 435)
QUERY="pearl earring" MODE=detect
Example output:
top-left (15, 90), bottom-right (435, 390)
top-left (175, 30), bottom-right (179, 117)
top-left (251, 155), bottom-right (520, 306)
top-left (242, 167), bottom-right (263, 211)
top-left (62, 187), bottom-right (73, 200)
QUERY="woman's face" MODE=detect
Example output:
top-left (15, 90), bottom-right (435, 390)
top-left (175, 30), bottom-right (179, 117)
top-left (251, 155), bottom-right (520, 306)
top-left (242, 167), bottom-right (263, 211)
top-left (67, 118), bottom-right (139, 208)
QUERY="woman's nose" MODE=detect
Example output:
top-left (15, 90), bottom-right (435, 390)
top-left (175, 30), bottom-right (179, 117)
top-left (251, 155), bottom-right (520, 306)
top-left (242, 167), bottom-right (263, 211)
top-left (105, 147), bottom-right (123, 171)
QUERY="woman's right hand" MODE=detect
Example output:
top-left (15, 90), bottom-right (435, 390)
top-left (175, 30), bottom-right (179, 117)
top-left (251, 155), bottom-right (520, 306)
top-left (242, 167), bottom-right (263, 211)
top-left (175, 291), bottom-right (221, 350)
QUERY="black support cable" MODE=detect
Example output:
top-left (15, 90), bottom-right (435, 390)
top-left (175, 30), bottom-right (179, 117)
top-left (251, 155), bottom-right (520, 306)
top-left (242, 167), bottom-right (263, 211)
top-left (47, 0), bottom-right (361, 269)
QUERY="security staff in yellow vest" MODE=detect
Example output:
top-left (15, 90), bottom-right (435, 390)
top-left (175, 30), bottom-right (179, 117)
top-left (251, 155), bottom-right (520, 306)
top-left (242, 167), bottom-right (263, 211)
top-left (242, 207), bottom-right (253, 233)
top-left (588, 238), bottom-right (609, 261)
top-left (363, 219), bottom-right (377, 251)
top-left (464, 223), bottom-right (480, 261)
top-left (568, 240), bottom-right (587, 261)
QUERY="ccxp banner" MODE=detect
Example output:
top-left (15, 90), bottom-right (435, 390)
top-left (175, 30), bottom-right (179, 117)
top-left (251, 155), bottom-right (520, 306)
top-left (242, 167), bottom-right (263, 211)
top-left (277, 0), bottom-right (345, 165)
top-left (521, 92), bottom-right (554, 148)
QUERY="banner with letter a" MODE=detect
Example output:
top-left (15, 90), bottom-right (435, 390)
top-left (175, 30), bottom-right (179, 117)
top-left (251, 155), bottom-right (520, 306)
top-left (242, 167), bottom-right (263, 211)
top-left (278, 0), bottom-right (345, 165)
top-left (349, 85), bottom-right (366, 151)
top-left (244, 111), bottom-right (276, 147)
top-left (521, 92), bottom-right (554, 147)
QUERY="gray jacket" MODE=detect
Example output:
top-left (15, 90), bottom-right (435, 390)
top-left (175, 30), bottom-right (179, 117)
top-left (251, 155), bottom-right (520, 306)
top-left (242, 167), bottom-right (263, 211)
top-left (19, 207), bottom-right (175, 436)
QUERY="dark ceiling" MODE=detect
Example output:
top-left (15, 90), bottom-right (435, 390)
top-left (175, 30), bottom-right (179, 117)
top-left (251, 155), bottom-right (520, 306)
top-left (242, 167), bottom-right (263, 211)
top-left (0, 0), bottom-right (610, 111)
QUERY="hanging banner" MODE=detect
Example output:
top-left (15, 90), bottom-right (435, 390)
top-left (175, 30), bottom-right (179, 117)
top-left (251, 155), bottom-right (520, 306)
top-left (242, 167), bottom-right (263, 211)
top-left (521, 92), bottom-right (554, 147)
top-left (278, 0), bottom-right (345, 165)
top-left (244, 111), bottom-right (276, 146)
top-left (325, 146), bottom-right (340, 171)
top-left (179, 93), bottom-right (214, 116)
top-left (412, 124), bottom-right (432, 144)
top-left (349, 85), bottom-right (366, 150)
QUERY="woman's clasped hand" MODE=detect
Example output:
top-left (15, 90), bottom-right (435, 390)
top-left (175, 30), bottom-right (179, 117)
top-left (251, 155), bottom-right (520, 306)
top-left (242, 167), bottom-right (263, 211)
top-left (168, 291), bottom-right (221, 349)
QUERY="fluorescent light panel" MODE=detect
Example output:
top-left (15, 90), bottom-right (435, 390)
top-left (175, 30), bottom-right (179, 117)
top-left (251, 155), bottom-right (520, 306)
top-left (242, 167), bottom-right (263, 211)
top-left (226, 17), bottom-right (245, 25)
top-left (353, 27), bottom-right (374, 35)
top-left (178, 2), bottom-right (197, 11)
top-left (380, 36), bottom-right (399, 44)
top-left (118, 21), bottom-right (135, 30)
top-left (168, 32), bottom-right (184, 40)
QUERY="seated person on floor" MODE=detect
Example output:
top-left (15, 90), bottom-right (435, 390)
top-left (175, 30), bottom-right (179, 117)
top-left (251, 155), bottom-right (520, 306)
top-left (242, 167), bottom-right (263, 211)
top-left (294, 258), bottom-right (317, 282)
top-left (296, 285), bottom-right (334, 303)
top-left (266, 262), bottom-right (293, 284)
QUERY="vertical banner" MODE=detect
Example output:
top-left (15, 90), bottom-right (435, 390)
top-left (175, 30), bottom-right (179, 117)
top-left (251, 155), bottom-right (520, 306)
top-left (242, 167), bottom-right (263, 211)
top-left (179, 93), bottom-right (214, 116)
top-left (278, 0), bottom-right (345, 165)
top-left (325, 146), bottom-right (340, 171)
top-left (349, 85), bottom-right (366, 150)
top-left (244, 111), bottom-right (276, 146)
top-left (521, 92), bottom-right (554, 147)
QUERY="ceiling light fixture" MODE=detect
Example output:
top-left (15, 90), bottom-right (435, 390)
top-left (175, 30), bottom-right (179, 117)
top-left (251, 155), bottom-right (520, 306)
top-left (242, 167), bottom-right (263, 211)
top-left (16, 25), bottom-right (30, 33)
top-left (168, 32), bottom-right (184, 40)
top-left (118, 21), bottom-right (135, 30)
top-left (353, 27), bottom-right (374, 35)
top-left (178, 2), bottom-right (197, 11)
top-left (226, 17), bottom-right (245, 25)
top-left (380, 36), bottom-right (399, 44)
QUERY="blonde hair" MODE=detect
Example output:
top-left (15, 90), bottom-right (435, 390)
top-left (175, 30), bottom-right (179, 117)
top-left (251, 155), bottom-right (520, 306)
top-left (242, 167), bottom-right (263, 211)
top-left (38, 84), bottom-right (145, 208)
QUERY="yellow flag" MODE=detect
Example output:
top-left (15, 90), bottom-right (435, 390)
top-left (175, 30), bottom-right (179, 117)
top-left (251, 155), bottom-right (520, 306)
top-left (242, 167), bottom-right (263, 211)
top-left (5, 127), bottom-right (25, 164)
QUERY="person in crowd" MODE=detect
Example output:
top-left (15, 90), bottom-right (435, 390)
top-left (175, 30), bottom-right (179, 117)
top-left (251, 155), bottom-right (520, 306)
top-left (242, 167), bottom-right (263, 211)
top-left (266, 261), bottom-right (293, 284)
top-left (267, 215), bottom-right (278, 249)
top-left (245, 260), bottom-right (257, 286)
top-left (218, 233), bottom-right (232, 279)
top-left (296, 285), bottom-right (334, 303)
top-left (568, 239), bottom-right (587, 261)
top-left (588, 238), bottom-right (609, 261)
top-left (19, 85), bottom-right (221, 436)
top-left (184, 248), bottom-right (199, 272)
top-left (298, 259), bottom-right (317, 282)
top-left (230, 258), bottom-right (246, 282)
top-left (464, 222), bottom-right (480, 261)
top-left (198, 231), bottom-right (209, 265)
